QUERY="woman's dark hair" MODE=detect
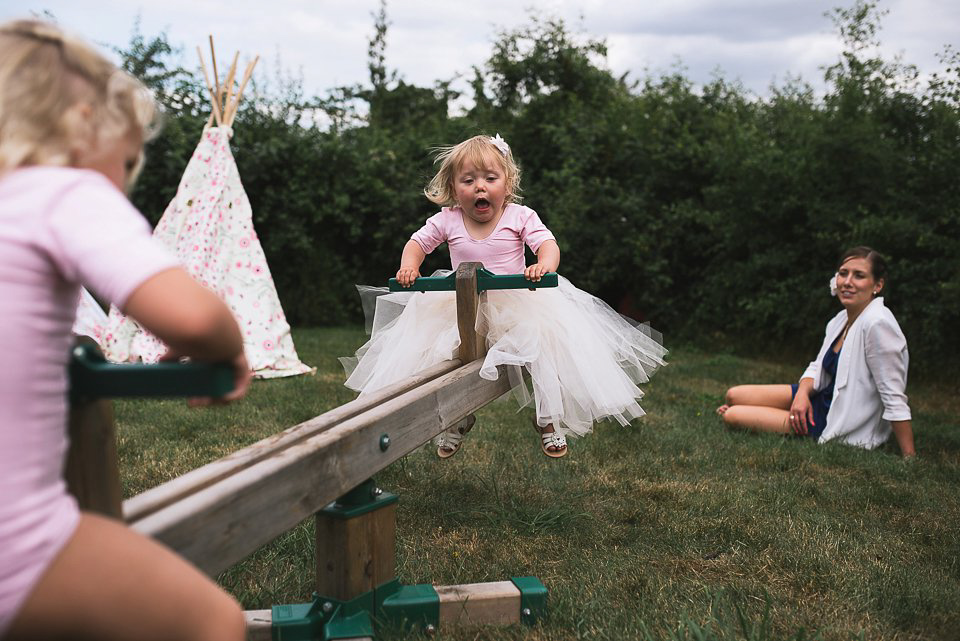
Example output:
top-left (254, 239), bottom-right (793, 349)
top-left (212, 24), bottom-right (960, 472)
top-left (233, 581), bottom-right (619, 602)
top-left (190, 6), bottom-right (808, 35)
top-left (837, 246), bottom-right (887, 283)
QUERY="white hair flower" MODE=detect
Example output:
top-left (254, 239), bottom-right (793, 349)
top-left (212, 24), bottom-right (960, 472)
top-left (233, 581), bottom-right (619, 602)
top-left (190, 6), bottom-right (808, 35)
top-left (490, 133), bottom-right (510, 157)
top-left (829, 272), bottom-right (839, 297)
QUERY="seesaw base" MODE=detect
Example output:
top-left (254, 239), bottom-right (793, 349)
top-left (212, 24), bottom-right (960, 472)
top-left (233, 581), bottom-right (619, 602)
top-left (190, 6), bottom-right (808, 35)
top-left (246, 576), bottom-right (546, 640)
top-left (250, 478), bottom-right (546, 640)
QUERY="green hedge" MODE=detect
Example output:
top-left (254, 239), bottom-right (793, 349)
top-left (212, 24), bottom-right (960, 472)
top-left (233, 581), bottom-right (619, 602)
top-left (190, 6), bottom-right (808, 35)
top-left (120, 2), bottom-right (959, 370)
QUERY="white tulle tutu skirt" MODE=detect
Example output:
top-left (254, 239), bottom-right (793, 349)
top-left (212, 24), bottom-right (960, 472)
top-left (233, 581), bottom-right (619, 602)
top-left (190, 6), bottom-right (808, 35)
top-left (341, 273), bottom-right (667, 437)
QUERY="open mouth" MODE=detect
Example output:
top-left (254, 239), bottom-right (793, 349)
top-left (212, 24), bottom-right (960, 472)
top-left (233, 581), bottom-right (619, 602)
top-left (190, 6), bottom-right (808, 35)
top-left (474, 198), bottom-right (491, 212)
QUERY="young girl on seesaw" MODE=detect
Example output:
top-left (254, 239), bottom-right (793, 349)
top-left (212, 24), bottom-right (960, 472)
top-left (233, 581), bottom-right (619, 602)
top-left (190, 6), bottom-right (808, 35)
top-left (342, 134), bottom-right (667, 459)
top-left (0, 20), bottom-right (251, 641)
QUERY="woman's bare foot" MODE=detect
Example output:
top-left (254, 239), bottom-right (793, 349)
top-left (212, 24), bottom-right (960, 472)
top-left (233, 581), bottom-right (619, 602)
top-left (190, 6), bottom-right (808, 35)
top-left (716, 404), bottom-right (730, 416)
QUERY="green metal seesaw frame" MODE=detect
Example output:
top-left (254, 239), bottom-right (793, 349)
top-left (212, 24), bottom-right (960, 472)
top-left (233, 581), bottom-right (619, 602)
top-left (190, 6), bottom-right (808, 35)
top-left (388, 267), bottom-right (558, 292)
top-left (69, 342), bottom-right (234, 400)
top-left (66, 263), bottom-right (556, 641)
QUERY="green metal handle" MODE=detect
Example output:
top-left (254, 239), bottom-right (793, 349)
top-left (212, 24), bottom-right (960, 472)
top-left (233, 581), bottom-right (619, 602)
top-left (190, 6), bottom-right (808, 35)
top-left (388, 268), bottom-right (558, 292)
top-left (69, 343), bottom-right (234, 400)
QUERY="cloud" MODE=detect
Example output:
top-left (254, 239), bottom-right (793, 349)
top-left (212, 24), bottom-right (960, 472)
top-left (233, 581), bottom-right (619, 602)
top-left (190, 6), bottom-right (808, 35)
top-left (581, 0), bottom-right (839, 41)
top-left (3, 0), bottom-right (956, 100)
top-left (607, 31), bottom-right (843, 93)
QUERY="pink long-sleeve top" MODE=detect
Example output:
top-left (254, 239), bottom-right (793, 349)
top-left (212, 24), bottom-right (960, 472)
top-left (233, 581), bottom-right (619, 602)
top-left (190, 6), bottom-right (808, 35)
top-left (410, 204), bottom-right (555, 274)
top-left (0, 166), bottom-right (179, 634)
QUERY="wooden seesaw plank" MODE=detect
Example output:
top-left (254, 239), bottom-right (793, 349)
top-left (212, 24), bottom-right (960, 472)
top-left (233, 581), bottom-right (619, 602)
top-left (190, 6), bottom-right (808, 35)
top-left (130, 359), bottom-right (511, 576)
top-left (124, 359), bottom-right (461, 522)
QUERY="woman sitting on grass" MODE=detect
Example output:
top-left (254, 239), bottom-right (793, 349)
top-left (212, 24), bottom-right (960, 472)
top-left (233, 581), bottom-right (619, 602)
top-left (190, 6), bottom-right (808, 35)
top-left (716, 247), bottom-right (916, 458)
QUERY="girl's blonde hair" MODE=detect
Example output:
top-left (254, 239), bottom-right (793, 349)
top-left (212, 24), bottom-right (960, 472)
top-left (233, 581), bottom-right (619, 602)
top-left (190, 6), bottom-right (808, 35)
top-left (0, 19), bottom-right (159, 180)
top-left (424, 135), bottom-right (522, 207)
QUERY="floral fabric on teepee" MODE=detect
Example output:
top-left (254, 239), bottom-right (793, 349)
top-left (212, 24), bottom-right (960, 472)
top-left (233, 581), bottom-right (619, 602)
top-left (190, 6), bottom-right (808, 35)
top-left (89, 126), bottom-right (312, 379)
top-left (73, 287), bottom-right (108, 344)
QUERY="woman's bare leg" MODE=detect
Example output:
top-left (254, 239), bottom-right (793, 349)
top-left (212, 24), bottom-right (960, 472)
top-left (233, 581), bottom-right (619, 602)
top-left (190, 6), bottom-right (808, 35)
top-left (719, 384), bottom-right (794, 435)
top-left (722, 405), bottom-right (792, 434)
top-left (7, 513), bottom-right (245, 641)
top-left (724, 384), bottom-right (794, 410)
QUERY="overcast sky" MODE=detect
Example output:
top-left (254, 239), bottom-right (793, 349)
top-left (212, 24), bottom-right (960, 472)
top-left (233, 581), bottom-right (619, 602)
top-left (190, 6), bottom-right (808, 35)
top-left (4, 0), bottom-right (958, 105)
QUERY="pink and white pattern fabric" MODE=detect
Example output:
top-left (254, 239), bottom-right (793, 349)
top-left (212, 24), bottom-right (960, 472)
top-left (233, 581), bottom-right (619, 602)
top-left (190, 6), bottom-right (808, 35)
top-left (73, 287), bottom-right (108, 344)
top-left (76, 126), bottom-right (312, 379)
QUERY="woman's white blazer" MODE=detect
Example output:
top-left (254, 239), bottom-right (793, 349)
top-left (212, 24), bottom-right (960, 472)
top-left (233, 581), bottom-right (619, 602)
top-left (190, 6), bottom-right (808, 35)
top-left (801, 297), bottom-right (911, 449)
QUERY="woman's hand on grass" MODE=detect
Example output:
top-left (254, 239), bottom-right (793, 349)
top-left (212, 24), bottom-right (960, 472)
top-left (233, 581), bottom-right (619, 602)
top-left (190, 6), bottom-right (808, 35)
top-left (788, 391), bottom-right (814, 435)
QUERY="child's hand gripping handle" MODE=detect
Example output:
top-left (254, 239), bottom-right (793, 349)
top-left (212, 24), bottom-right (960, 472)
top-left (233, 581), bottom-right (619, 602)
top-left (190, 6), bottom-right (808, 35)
top-left (388, 269), bottom-right (559, 292)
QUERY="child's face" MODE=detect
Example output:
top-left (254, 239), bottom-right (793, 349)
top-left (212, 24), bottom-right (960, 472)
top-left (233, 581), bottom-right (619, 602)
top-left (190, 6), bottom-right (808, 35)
top-left (453, 157), bottom-right (507, 224)
top-left (74, 128), bottom-right (143, 192)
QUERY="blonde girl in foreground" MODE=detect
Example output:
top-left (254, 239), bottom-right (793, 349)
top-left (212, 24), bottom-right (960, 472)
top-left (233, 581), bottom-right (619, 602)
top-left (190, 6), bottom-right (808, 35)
top-left (0, 20), bottom-right (251, 641)
top-left (342, 135), bottom-right (667, 458)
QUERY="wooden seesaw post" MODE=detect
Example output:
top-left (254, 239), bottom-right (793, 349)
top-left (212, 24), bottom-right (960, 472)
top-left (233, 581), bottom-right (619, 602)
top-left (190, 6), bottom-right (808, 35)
top-left (66, 341), bottom-right (234, 518)
top-left (65, 340), bottom-right (122, 519)
top-left (311, 263), bottom-right (487, 606)
top-left (282, 263), bottom-right (556, 640)
top-left (296, 264), bottom-right (550, 640)
top-left (65, 263), bottom-right (558, 640)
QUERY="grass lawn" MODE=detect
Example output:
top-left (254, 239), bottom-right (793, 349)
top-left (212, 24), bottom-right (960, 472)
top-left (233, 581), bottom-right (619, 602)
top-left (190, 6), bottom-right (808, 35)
top-left (114, 327), bottom-right (960, 640)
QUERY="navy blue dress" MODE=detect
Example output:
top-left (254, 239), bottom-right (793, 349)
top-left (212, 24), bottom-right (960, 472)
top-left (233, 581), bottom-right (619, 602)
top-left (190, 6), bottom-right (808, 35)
top-left (791, 333), bottom-right (842, 440)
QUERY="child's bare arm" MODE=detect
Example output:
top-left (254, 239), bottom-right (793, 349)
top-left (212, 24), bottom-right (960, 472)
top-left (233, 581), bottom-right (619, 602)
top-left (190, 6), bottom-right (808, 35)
top-left (122, 267), bottom-right (251, 402)
top-left (123, 268), bottom-right (243, 360)
top-left (397, 240), bottom-right (426, 287)
top-left (524, 240), bottom-right (560, 281)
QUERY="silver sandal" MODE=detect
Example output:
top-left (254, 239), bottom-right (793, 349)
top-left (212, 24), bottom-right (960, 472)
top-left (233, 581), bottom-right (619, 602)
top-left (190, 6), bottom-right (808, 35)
top-left (436, 414), bottom-right (476, 459)
top-left (533, 420), bottom-right (567, 458)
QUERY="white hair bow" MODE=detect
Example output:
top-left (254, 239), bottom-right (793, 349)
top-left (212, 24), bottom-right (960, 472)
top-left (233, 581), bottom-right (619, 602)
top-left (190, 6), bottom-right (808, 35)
top-left (490, 133), bottom-right (510, 156)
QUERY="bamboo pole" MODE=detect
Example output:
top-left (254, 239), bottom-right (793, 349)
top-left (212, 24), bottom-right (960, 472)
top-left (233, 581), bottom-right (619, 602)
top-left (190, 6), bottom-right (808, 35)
top-left (224, 56), bottom-right (258, 126)
top-left (208, 35), bottom-right (220, 109)
top-left (220, 52), bottom-right (240, 128)
top-left (196, 46), bottom-right (223, 127)
top-left (206, 83), bottom-right (226, 128)
top-left (222, 51), bottom-right (240, 117)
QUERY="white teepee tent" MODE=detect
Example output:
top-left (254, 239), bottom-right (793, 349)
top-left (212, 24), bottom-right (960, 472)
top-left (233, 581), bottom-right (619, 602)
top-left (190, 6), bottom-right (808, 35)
top-left (75, 40), bottom-right (312, 379)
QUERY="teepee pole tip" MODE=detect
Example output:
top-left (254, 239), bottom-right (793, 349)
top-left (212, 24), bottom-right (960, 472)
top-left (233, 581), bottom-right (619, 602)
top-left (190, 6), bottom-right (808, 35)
top-left (208, 35), bottom-right (220, 107)
top-left (225, 55), bottom-right (259, 127)
top-left (196, 46), bottom-right (223, 127)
